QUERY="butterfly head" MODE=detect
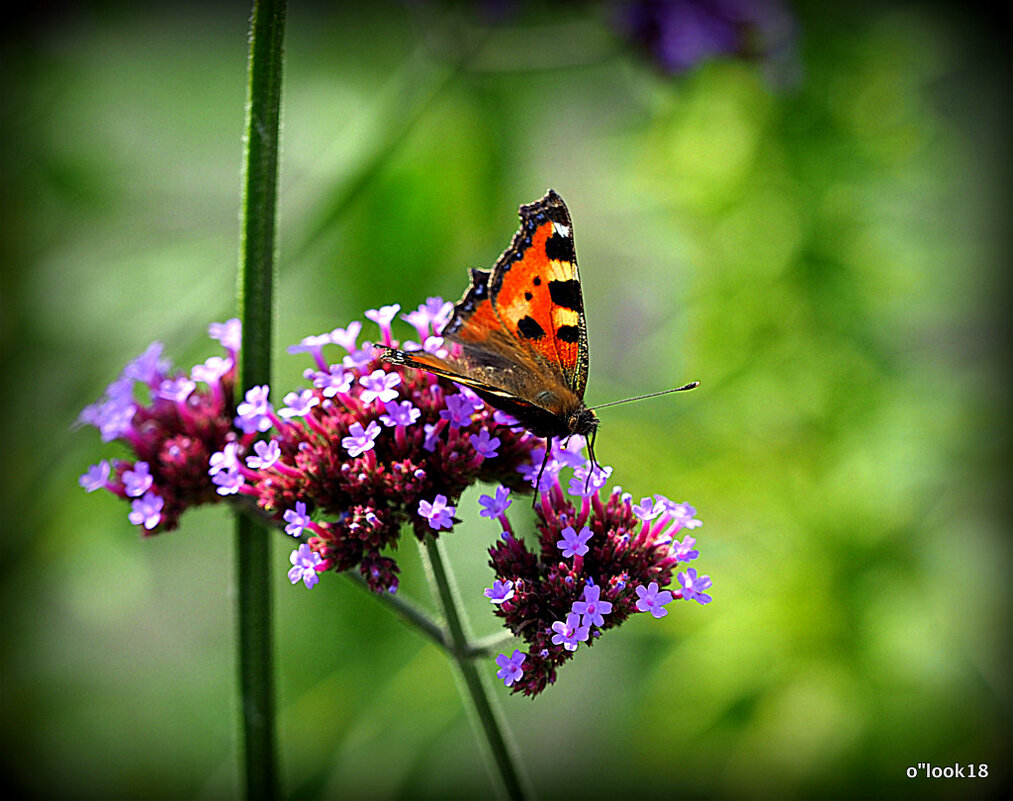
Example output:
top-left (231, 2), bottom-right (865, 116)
top-left (568, 406), bottom-right (599, 439)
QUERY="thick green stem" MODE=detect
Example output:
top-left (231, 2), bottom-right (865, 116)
top-left (235, 1), bottom-right (286, 800)
top-left (420, 536), bottom-right (534, 801)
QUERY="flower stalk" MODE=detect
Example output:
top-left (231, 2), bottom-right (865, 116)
top-left (420, 535), bottom-right (534, 801)
top-left (235, 0), bottom-right (286, 799)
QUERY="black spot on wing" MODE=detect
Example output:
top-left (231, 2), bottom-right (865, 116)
top-left (548, 279), bottom-right (582, 312)
top-left (545, 232), bottom-right (575, 262)
top-left (556, 324), bottom-right (580, 344)
top-left (517, 316), bottom-right (545, 340)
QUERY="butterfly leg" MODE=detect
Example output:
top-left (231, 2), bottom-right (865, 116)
top-left (583, 428), bottom-right (600, 494)
top-left (531, 437), bottom-right (553, 508)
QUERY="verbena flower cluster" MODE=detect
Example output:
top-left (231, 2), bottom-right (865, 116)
top-left (78, 301), bottom-right (712, 696)
top-left (231, 303), bottom-right (537, 594)
top-left (77, 320), bottom-right (242, 532)
top-left (482, 442), bottom-right (711, 696)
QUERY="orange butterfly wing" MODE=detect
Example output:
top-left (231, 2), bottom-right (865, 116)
top-left (487, 189), bottom-right (588, 398)
top-left (381, 190), bottom-right (592, 439)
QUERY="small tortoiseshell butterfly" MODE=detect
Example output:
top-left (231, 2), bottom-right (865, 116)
top-left (380, 189), bottom-right (698, 489)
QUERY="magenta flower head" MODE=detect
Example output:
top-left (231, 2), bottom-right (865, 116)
top-left (79, 305), bottom-right (539, 594)
top-left (487, 448), bottom-right (712, 696)
top-left (235, 303), bottom-right (539, 594)
top-left (77, 321), bottom-right (242, 533)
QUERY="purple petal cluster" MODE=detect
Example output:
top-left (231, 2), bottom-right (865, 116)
top-left (77, 321), bottom-right (242, 533)
top-left (238, 302), bottom-right (540, 594)
top-left (487, 452), bottom-right (712, 696)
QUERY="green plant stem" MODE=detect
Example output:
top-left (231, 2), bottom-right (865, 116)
top-left (420, 536), bottom-right (533, 801)
top-left (235, 1), bottom-right (286, 800)
top-left (344, 570), bottom-right (450, 651)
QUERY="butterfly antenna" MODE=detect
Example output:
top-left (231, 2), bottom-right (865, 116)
top-left (587, 381), bottom-right (700, 412)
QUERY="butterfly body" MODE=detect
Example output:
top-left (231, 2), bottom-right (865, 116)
top-left (381, 189), bottom-right (600, 448)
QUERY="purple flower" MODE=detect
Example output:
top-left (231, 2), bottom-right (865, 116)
top-left (124, 341), bottom-right (168, 385)
top-left (358, 369), bottom-right (401, 405)
top-left (671, 535), bottom-right (700, 562)
top-left (556, 525), bottom-right (593, 558)
top-left (191, 355), bottom-right (232, 386)
top-left (616, 0), bottom-right (795, 77)
top-left (495, 649), bottom-right (526, 687)
top-left (283, 501), bottom-right (312, 538)
top-left (571, 584), bottom-right (613, 628)
top-left (632, 496), bottom-right (664, 521)
top-left (287, 333), bottom-right (333, 363)
top-left (635, 581), bottom-right (674, 618)
top-left (246, 439), bottom-right (281, 470)
top-left (567, 461), bottom-right (613, 498)
top-left (678, 568), bottom-right (713, 605)
top-left (493, 409), bottom-right (520, 427)
top-left (79, 460), bottom-right (111, 492)
top-left (484, 579), bottom-right (515, 604)
top-left (365, 304), bottom-right (401, 345)
top-left (236, 385), bottom-right (273, 434)
top-left (157, 376), bottom-right (196, 403)
top-left (128, 491), bottom-right (164, 530)
top-left (418, 494), bottom-right (455, 530)
top-left (470, 428), bottom-right (501, 459)
top-left (82, 394), bottom-right (136, 443)
top-left (551, 612), bottom-right (590, 652)
top-left (342, 344), bottom-right (375, 371)
top-left (401, 303), bottom-right (439, 341)
top-left (664, 500), bottom-right (702, 530)
top-left (439, 394), bottom-right (474, 428)
top-left (422, 422), bottom-right (442, 452)
top-left (518, 445), bottom-right (563, 492)
top-left (330, 321), bottom-right (362, 353)
top-left (278, 389), bottom-right (320, 419)
top-left (208, 318), bottom-right (242, 353)
top-left (212, 468), bottom-right (245, 496)
top-left (342, 421), bottom-right (381, 457)
top-left (427, 297), bottom-right (453, 332)
top-left (312, 365), bottom-right (353, 397)
top-left (122, 461), bottom-right (154, 498)
top-left (379, 399), bottom-right (421, 428)
top-left (455, 387), bottom-right (485, 411)
top-left (421, 335), bottom-right (447, 356)
top-left (208, 442), bottom-right (241, 476)
top-left (478, 485), bottom-right (512, 519)
top-left (288, 543), bottom-right (323, 589)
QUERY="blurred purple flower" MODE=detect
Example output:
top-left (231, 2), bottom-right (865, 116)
top-left (614, 0), bottom-right (796, 80)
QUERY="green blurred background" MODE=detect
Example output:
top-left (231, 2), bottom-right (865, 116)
top-left (1, 1), bottom-right (1008, 799)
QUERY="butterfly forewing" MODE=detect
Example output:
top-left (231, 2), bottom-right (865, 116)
top-left (380, 189), bottom-right (592, 440)
top-left (487, 190), bottom-right (589, 399)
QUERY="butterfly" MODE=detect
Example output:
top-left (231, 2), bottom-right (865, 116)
top-left (380, 189), bottom-right (698, 493)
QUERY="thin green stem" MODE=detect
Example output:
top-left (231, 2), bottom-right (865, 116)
top-left (233, 496), bottom-right (452, 652)
top-left (465, 630), bottom-right (518, 659)
top-left (235, 1), bottom-right (286, 800)
top-left (420, 536), bottom-right (534, 801)
top-left (343, 570), bottom-right (450, 651)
